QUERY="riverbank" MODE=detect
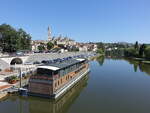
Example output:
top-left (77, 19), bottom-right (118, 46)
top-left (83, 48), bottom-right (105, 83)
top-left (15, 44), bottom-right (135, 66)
top-left (0, 77), bottom-right (30, 99)
top-left (131, 57), bottom-right (150, 64)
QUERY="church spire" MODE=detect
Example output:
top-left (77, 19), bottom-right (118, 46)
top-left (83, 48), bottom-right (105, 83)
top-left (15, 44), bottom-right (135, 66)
top-left (48, 26), bottom-right (51, 41)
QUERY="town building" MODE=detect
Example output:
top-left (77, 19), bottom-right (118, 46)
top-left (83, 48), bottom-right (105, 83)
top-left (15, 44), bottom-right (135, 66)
top-left (31, 26), bottom-right (76, 51)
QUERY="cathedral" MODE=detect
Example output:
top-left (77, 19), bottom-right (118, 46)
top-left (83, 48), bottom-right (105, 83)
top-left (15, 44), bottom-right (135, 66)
top-left (47, 26), bottom-right (52, 41)
top-left (47, 26), bottom-right (76, 45)
top-left (31, 26), bottom-right (76, 51)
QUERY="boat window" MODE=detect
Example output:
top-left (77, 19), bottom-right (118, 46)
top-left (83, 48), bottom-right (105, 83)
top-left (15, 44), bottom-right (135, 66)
top-left (61, 79), bottom-right (62, 83)
top-left (54, 71), bottom-right (58, 75)
top-left (58, 81), bottom-right (59, 86)
top-left (37, 68), bottom-right (53, 77)
top-left (60, 70), bottom-right (65, 76)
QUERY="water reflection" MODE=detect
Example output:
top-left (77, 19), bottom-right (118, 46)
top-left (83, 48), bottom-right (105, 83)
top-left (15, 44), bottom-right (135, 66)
top-left (96, 56), bottom-right (105, 66)
top-left (96, 56), bottom-right (150, 76)
top-left (124, 58), bottom-right (150, 75)
top-left (0, 74), bottom-right (89, 113)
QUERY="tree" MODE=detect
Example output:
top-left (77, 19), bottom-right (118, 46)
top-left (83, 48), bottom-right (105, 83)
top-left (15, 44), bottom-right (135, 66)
top-left (97, 48), bottom-right (104, 54)
top-left (144, 46), bottom-right (150, 59)
top-left (17, 28), bottom-right (31, 50)
top-left (124, 47), bottom-right (138, 57)
top-left (0, 24), bottom-right (32, 53)
top-left (134, 41), bottom-right (139, 50)
top-left (47, 42), bottom-right (54, 50)
top-left (38, 44), bottom-right (45, 51)
top-left (54, 40), bottom-right (57, 45)
top-left (0, 24), bottom-right (18, 52)
top-left (139, 44), bottom-right (146, 57)
top-left (97, 42), bottom-right (105, 51)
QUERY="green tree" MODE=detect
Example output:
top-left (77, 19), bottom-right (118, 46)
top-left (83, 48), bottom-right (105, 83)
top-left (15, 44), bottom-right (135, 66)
top-left (144, 46), bottom-right (150, 59)
top-left (139, 44), bottom-right (146, 57)
top-left (134, 41), bottom-right (139, 50)
top-left (0, 24), bottom-right (31, 53)
top-left (0, 24), bottom-right (18, 52)
top-left (17, 28), bottom-right (31, 50)
top-left (97, 48), bottom-right (104, 54)
top-left (97, 42), bottom-right (105, 51)
top-left (47, 42), bottom-right (54, 50)
top-left (124, 47), bottom-right (138, 57)
top-left (38, 44), bottom-right (45, 51)
top-left (54, 40), bottom-right (57, 45)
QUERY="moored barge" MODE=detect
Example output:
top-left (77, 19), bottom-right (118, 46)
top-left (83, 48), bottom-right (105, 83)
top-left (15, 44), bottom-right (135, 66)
top-left (28, 58), bottom-right (89, 99)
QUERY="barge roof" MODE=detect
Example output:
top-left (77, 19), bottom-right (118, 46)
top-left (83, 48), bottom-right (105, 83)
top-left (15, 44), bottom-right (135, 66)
top-left (38, 58), bottom-right (85, 71)
top-left (37, 66), bottom-right (60, 71)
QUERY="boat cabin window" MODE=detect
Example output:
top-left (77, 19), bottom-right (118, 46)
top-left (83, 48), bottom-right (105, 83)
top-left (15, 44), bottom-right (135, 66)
top-left (54, 70), bottom-right (58, 75)
top-left (37, 68), bottom-right (53, 77)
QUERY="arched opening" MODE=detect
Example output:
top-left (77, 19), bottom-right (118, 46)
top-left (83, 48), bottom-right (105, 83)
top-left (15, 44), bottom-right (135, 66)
top-left (10, 58), bottom-right (23, 65)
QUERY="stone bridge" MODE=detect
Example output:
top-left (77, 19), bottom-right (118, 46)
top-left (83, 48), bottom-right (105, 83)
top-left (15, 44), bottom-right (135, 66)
top-left (0, 56), bottom-right (29, 65)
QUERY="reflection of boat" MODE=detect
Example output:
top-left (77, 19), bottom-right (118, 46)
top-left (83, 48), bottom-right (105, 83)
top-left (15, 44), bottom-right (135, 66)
top-left (28, 58), bottom-right (89, 99)
top-left (28, 74), bottom-right (89, 113)
top-left (1, 75), bottom-right (88, 113)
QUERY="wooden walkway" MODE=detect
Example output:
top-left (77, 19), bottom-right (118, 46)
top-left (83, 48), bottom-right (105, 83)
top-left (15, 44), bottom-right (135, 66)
top-left (0, 85), bottom-right (12, 90)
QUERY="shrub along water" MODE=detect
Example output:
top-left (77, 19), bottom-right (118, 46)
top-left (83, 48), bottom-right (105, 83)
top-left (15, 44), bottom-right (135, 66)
top-left (124, 42), bottom-right (150, 60)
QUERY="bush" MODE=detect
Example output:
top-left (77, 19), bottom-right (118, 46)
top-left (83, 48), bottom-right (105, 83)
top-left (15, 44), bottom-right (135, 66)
top-left (144, 46), bottom-right (150, 59)
top-left (97, 48), bottom-right (104, 54)
top-left (6, 75), bottom-right (18, 83)
top-left (47, 42), bottom-right (54, 50)
top-left (124, 48), bottom-right (139, 57)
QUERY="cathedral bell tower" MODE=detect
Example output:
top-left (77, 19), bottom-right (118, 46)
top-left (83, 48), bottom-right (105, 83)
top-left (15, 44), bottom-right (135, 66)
top-left (48, 26), bottom-right (51, 41)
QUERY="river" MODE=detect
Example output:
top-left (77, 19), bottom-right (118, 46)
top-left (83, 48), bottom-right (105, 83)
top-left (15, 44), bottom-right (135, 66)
top-left (1, 57), bottom-right (150, 113)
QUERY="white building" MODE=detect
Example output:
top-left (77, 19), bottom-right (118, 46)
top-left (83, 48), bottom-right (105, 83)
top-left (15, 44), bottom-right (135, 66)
top-left (79, 46), bottom-right (88, 52)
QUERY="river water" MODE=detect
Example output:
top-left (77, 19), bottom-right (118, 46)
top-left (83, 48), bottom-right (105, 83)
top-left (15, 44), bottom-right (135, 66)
top-left (1, 57), bottom-right (150, 113)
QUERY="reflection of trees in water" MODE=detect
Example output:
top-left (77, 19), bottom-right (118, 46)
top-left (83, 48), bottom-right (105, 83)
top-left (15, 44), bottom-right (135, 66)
top-left (106, 57), bottom-right (123, 60)
top-left (138, 63), bottom-right (150, 75)
top-left (96, 56), bottom-right (124, 66)
top-left (124, 58), bottom-right (139, 72)
top-left (97, 56), bottom-right (105, 66)
top-left (133, 63), bottom-right (138, 72)
top-left (124, 58), bottom-right (150, 75)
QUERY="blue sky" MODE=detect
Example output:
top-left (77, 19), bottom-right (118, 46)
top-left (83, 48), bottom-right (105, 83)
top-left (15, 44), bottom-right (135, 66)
top-left (0, 0), bottom-right (150, 43)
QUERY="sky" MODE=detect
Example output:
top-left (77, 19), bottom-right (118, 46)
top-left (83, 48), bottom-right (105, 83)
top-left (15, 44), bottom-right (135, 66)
top-left (0, 0), bottom-right (150, 43)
